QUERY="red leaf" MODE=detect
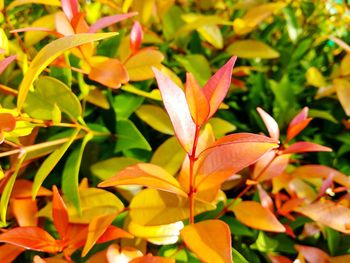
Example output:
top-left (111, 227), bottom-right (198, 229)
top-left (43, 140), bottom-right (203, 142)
top-left (257, 107), bottom-right (280, 140)
top-left (203, 56), bottom-right (237, 118)
top-left (89, 12), bottom-right (138, 33)
top-left (185, 72), bottom-right (210, 125)
top-left (97, 225), bottom-right (133, 244)
top-left (12, 199), bottom-right (38, 227)
top-left (282, 142), bottom-right (332, 154)
top-left (153, 67), bottom-right (196, 153)
top-left (61, 0), bottom-right (79, 21)
top-left (295, 245), bottom-right (330, 263)
top-left (286, 107), bottom-right (311, 142)
top-left (130, 21), bottom-right (143, 53)
top-left (52, 186), bottom-right (69, 240)
top-left (0, 244), bottom-right (25, 263)
top-left (0, 55), bottom-right (17, 75)
top-left (268, 254), bottom-right (293, 263)
top-left (0, 227), bottom-right (60, 253)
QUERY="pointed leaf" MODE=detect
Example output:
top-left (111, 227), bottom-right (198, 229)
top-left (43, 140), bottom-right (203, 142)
top-left (294, 201), bottom-right (350, 234)
top-left (256, 107), bottom-right (279, 140)
top-left (334, 78), bottom-right (350, 116)
top-left (226, 40), bottom-right (279, 59)
top-left (129, 189), bottom-right (215, 226)
top-left (180, 220), bottom-right (233, 263)
top-left (17, 32), bottom-right (117, 111)
top-left (99, 163), bottom-right (187, 197)
top-left (52, 186), bottom-right (69, 240)
top-left (185, 72), bottom-right (210, 125)
top-left (295, 245), bottom-right (330, 263)
top-left (0, 244), bottom-right (25, 263)
top-left (283, 142), bottom-right (332, 154)
top-left (286, 107), bottom-right (310, 142)
top-left (0, 55), bottom-right (17, 75)
top-left (12, 199), bottom-right (38, 227)
top-left (203, 56), bottom-right (237, 118)
top-left (61, 0), bottom-right (79, 21)
top-left (230, 201), bottom-right (286, 232)
top-left (130, 21), bottom-right (143, 53)
top-left (89, 12), bottom-right (138, 33)
top-left (96, 225), bottom-right (133, 244)
top-left (306, 67), bottom-right (327, 88)
top-left (153, 67), bottom-right (196, 153)
top-left (0, 227), bottom-right (60, 253)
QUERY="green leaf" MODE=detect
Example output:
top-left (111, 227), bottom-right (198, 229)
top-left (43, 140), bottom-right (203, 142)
top-left (24, 76), bottom-right (82, 120)
top-left (114, 93), bottom-right (144, 120)
top-left (32, 129), bottom-right (80, 199)
top-left (250, 231), bottom-right (278, 252)
top-left (17, 32), bottom-right (117, 111)
top-left (232, 248), bottom-right (249, 263)
top-left (308, 109), bottom-right (338, 123)
top-left (115, 120), bottom-right (151, 152)
top-left (62, 133), bottom-right (93, 214)
top-left (208, 118), bottom-right (236, 138)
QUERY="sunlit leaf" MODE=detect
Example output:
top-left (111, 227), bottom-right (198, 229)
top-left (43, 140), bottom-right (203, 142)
top-left (128, 221), bottom-right (183, 245)
top-left (121, 84), bottom-right (162, 101)
top-left (17, 33), bottom-right (117, 111)
top-left (226, 40), bottom-right (279, 59)
top-left (0, 55), bottom-right (17, 75)
top-left (334, 78), bottom-right (350, 116)
top-left (0, 227), bottom-right (60, 253)
top-left (6, 0), bottom-right (60, 10)
top-left (180, 220), bottom-right (233, 263)
top-left (253, 152), bottom-right (290, 182)
top-left (153, 67), bottom-right (196, 153)
top-left (282, 142), bottom-right (332, 154)
top-left (230, 201), bottom-right (285, 232)
top-left (125, 49), bottom-right (164, 81)
top-left (130, 21), bottom-right (143, 53)
top-left (207, 118), bottom-right (236, 138)
top-left (256, 107), bottom-right (279, 140)
top-left (61, 0), bottom-right (79, 21)
top-left (12, 199), bottom-right (38, 227)
top-left (52, 186), bottom-right (69, 240)
top-left (306, 67), bottom-right (327, 88)
top-left (135, 105), bottom-right (174, 135)
top-left (129, 189), bottom-right (215, 226)
top-left (24, 14), bottom-right (56, 46)
top-left (0, 244), bottom-right (25, 263)
top-left (286, 107), bottom-right (311, 142)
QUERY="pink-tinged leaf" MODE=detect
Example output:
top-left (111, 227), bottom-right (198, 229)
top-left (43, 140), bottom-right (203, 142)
top-left (292, 165), bottom-right (350, 188)
top-left (11, 28), bottom-right (63, 38)
top-left (71, 12), bottom-right (89, 34)
top-left (89, 12), bottom-right (138, 33)
top-left (153, 67), bottom-right (196, 153)
top-left (203, 56), bottom-right (237, 118)
top-left (52, 186), bottom-right (69, 240)
top-left (295, 245), bottom-right (330, 263)
top-left (180, 220), bottom-right (233, 263)
top-left (283, 142), bottom-right (332, 154)
top-left (0, 227), bottom-right (60, 253)
top-left (12, 199), bottom-right (38, 226)
top-left (286, 107), bottom-right (311, 142)
top-left (257, 184), bottom-right (274, 212)
top-left (130, 21), bottom-right (143, 54)
top-left (257, 107), bottom-right (280, 140)
top-left (0, 48), bottom-right (5, 54)
top-left (55, 12), bottom-right (75, 36)
top-left (0, 244), bottom-right (25, 263)
top-left (195, 133), bottom-right (278, 191)
top-left (294, 201), bottom-right (350, 234)
top-left (98, 163), bottom-right (187, 197)
top-left (88, 59), bottom-right (129, 89)
top-left (61, 0), bottom-right (79, 21)
top-left (130, 254), bottom-right (175, 263)
top-left (230, 201), bottom-right (286, 232)
top-left (0, 113), bottom-right (16, 132)
top-left (0, 55), bottom-right (17, 75)
top-left (317, 173), bottom-right (335, 198)
top-left (268, 254), bottom-right (293, 263)
top-left (185, 72), bottom-right (210, 125)
top-left (252, 151), bottom-right (290, 182)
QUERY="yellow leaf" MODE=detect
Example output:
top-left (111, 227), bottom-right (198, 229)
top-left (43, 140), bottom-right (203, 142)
top-left (306, 67), bottom-right (327, 88)
top-left (180, 220), bottom-right (233, 263)
top-left (7, 0), bottom-right (60, 10)
top-left (124, 49), bottom-right (164, 81)
top-left (17, 32), bottom-right (117, 111)
top-left (226, 40), bottom-right (279, 59)
top-left (128, 221), bottom-right (183, 245)
top-left (129, 189), bottom-right (215, 226)
top-left (85, 88), bottom-right (110, 110)
top-left (208, 117), bottom-right (236, 138)
top-left (151, 136), bottom-right (186, 176)
top-left (121, 84), bottom-right (162, 101)
top-left (233, 2), bottom-right (286, 35)
top-left (131, 0), bottom-right (155, 24)
top-left (24, 14), bottom-right (56, 46)
top-left (230, 201), bottom-right (286, 232)
top-left (135, 105), bottom-right (174, 135)
top-left (341, 54), bottom-right (350, 76)
top-left (107, 244), bottom-right (143, 263)
top-left (334, 78), bottom-right (350, 116)
top-left (160, 65), bottom-right (184, 89)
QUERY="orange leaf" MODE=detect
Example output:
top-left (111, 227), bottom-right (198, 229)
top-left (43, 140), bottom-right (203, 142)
top-left (89, 59), bottom-right (129, 89)
top-left (0, 227), bottom-right (61, 253)
top-left (203, 56), bottom-right (237, 119)
top-left (257, 107), bottom-right (280, 140)
top-left (185, 73), bottom-right (210, 125)
top-left (195, 133), bottom-right (278, 191)
top-left (130, 254), bottom-right (175, 263)
top-left (11, 199), bottom-right (38, 226)
top-left (0, 113), bottom-right (16, 132)
top-left (282, 142), bottom-right (332, 154)
top-left (106, 244), bottom-right (143, 263)
top-left (52, 186), bottom-right (69, 240)
top-left (230, 201), bottom-right (285, 232)
top-left (130, 21), bottom-right (143, 53)
top-left (97, 225), bottom-right (133, 244)
top-left (61, 0), bottom-right (79, 21)
top-left (294, 201), bottom-right (350, 234)
top-left (98, 163), bottom-right (187, 197)
top-left (295, 245), bottom-right (330, 263)
top-left (11, 179), bottom-right (52, 199)
top-left (257, 184), bottom-right (274, 212)
top-left (0, 244), bottom-right (25, 263)
top-left (153, 67), bottom-right (196, 153)
top-left (286, 107), bottom-right (311, 142)
top-left (180, 220), bottom-right (233, 263)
